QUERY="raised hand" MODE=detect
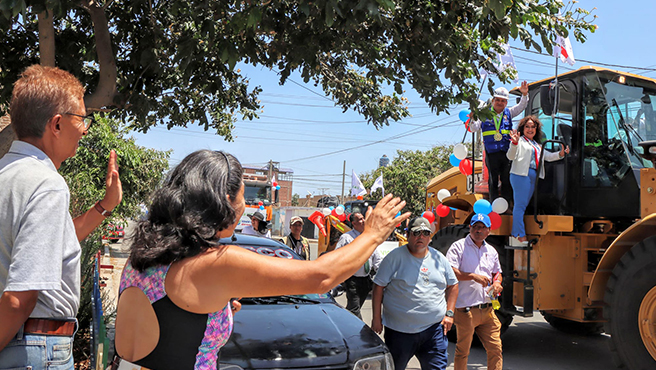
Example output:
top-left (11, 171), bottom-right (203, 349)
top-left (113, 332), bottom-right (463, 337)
top-left (509, 129), bottom-right (520, 144)
top-left (101, 150), bottom-right (123, 211)
top-left (519, 80), bottom-right (529, 96)
top-left (364, 194), bottom-right (410, 244)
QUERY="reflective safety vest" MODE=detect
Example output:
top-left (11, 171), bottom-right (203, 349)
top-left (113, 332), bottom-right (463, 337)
top-left (482, 107), bottom-right (513, 153)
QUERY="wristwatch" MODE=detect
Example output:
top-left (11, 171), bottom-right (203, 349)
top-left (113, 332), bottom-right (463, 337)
top-left (445, 310), bottom-right (454, 318)
top-left (94, 201), bottom-right (112, 217)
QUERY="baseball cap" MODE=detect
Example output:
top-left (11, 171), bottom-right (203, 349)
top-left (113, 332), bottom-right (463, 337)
top-left (290, 216), bottom-right (304, 225)
top-left (470, 213), bottom-right (491, 228)
top-left (250, 211), bottom-right (265, 221)
top-left (409, 217), bottom-right (432, 232)
top-left (493, 87), bottom-right (509, 100)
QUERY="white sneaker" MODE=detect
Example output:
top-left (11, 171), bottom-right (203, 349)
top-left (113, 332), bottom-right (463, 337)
top-left (509, 237), bottom-right (529, 246)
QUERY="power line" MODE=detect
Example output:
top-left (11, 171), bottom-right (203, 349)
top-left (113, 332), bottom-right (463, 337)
top-left (511, 47), bottom-right (656, 72)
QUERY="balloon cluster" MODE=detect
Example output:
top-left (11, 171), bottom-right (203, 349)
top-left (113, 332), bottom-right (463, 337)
top-left (472, 198), bottom-right (509, 230)
top-left (450, 143), bottom-right (472, 176)
top-left (322, 204), bottom-right (347, 222)
top-left (272, 181), bottom-right (281, 191)
top-left (258, 201), bottom-right (265, 211)
top-left (430, 188), bottom-right (452, 219)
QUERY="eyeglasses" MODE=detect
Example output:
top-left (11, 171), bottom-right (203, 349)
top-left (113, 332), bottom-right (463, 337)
top-left (65, 113), bottom-right (95, 130)
top-left (412, 230), bottom-right (431, 237)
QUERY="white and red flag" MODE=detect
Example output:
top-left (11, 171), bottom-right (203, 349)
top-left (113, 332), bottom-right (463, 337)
top-left (554, 34), bottom-right (575, 66)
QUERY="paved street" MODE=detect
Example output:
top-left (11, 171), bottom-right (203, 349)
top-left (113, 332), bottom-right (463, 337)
top-left (335, 293), bottom-right (617, 370)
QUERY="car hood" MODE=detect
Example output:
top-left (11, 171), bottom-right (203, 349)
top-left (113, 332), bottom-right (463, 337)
top-left (219, 302), bottom-right (386, 369)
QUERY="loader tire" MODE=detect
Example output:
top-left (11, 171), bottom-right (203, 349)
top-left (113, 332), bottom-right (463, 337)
top-left (604, 236), bottom-right (656, 369)
top-left (432, 225), bottom-right (512, 343)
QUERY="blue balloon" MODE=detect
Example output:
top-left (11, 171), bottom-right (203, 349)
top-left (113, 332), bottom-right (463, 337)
top-left (473, 199), bottom-right (492, 215)
top-left (450, 207), bottom-right (457, 211)
top-left (449, 154), bottom-right (461, 167)
top-left (459, 109), bottom-right (471, 122)
top-left (276, 185), bottom-right (281, 190)
top-left (329, 206), bottom-right (335, 210)
top-left (259, 205), bottom-right (265, 210)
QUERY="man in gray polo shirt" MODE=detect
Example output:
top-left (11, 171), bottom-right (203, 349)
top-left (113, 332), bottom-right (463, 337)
top-left (0, 65), bottom-right (122, 369)
top-left (372, 217), bottom-right (459, 370)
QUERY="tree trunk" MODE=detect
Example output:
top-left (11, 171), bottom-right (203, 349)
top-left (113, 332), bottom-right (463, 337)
top-left (82, 0), bottom-right (118, 111)
top-left (38, 10), bottom-right (56, 67)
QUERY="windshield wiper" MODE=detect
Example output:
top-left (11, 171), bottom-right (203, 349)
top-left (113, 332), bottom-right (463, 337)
top-left (610, 99), bottom-right (636, 153)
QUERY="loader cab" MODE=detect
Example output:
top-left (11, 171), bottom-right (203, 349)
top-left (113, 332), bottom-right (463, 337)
top-left (518, 67), bottom-right (656, 224)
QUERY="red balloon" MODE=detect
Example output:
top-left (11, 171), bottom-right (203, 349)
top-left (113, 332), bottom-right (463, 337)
top-left (272, 182), bottom-right (278, 187)
top-left (489, 212), bottom-right (502, 230)
top-left (436, 204), bottom-right (450, 217)
top-left (331, 209), bottom-right (338, 217)
top-left (258, 201), bottom-right (263, 206)
top-left (422, 211), bottom-right (436, 224)
top-left (356, 195), bottom-right (363, 200)
top-left (459, 158), bottom-right (473, 176)
top-left (338, 213), bottom-right (347, 222)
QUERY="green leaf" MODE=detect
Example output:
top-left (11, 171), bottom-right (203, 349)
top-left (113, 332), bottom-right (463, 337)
top-left (325, 2), bottom-right (335, 27)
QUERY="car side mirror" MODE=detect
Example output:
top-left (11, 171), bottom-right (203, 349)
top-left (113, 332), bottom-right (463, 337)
top-left (540, 84), bottom-right (555, 116)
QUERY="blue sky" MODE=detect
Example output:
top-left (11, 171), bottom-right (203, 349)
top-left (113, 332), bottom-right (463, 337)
top-left (130, 0), bottom-right (653, 198)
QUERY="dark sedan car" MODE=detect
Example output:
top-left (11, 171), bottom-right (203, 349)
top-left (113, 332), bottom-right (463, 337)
top-left (217, 234), bottom-right (393, 370)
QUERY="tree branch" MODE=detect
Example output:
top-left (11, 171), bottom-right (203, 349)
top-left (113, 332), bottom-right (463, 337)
top-left (38, 10), bottom-right (56, 67)
top-left (81, 0), bottom-right (118, 110)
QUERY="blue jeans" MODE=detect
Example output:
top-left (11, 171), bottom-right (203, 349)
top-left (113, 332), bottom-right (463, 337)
top-left (510, 168), bottom-right (538, 238)
top-left (0, 324), bottom-right (75, 370)
top-left (384, 322), bottom-right (449, 370)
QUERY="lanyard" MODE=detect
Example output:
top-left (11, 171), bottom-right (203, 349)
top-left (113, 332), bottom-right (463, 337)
top-left (492, 109), bottom-right (503, 132)
top-left (523, 137), bottom-right (540, 168)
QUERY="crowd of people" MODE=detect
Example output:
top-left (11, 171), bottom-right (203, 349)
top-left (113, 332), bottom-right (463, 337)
top-left (0, 65), bottom-right (565, 370)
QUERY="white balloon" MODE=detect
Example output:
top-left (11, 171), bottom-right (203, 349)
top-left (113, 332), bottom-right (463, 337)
top-left (492, 198), bottom-right (509, 214)
top-left (322, 207), bottom-right (331, 216)
top-left (437, 189), bottom-right (451, 202)
top-left (335, 206), bottom-right (345, 215)
top-left (453, 143), bottom-right (468, 160)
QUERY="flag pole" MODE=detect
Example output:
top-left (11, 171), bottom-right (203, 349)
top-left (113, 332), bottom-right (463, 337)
top-left (462, 73), bottom-right (488, 143)
top-left (552, 51), bottom-right (559, 139)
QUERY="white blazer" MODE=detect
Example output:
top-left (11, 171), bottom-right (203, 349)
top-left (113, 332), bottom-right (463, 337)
top-left (507, 136), bottom-right (563, 178)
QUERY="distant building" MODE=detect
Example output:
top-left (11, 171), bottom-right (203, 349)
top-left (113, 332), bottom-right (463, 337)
top-left (242, 164), bottom-right (294, 207)
top-left (379, 154), bottom-right (390, 168)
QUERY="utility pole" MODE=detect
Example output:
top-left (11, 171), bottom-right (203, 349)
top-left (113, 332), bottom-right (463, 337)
top-left (340, 160), bottom-right (346, 204)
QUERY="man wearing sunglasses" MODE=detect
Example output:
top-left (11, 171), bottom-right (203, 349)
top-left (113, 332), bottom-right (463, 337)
top-left (0, 65), bottom-right (122, 369)
top-left (446, 213), bottom-right (503, 370)
top-left (371, 217), bottom-right (459, 370)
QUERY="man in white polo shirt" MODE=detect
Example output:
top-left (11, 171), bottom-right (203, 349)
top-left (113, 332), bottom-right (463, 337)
top-left (0, 65), bottom-right (122, 369)
top-left (446, 213), bottom-right (503, 370)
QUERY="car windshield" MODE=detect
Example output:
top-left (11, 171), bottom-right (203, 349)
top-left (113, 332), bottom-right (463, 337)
top-left (231, 239), bottom-right (334, 304)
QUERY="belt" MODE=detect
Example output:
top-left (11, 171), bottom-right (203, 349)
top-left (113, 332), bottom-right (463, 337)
top-left (458, 303), bottom-right (492, 311)
top-left (24, 318), bottom-right (76, 336)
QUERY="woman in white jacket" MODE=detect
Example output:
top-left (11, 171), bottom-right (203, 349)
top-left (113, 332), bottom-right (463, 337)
top-left (507, 116), bottom-right (569, 242)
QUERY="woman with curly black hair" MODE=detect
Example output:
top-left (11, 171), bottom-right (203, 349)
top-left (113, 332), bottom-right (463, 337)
top-left (507, 116), bottom-right (569, 243)
top-left (112, 149), bottom-right (409, 370)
